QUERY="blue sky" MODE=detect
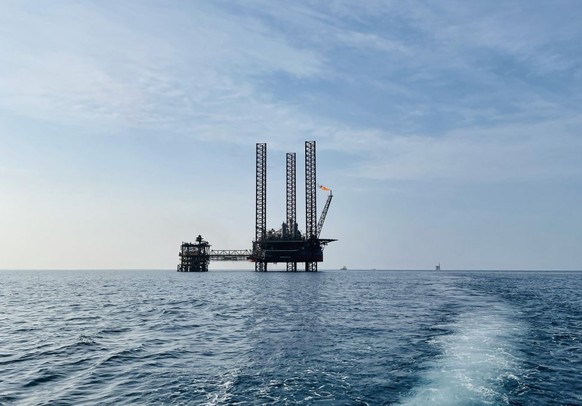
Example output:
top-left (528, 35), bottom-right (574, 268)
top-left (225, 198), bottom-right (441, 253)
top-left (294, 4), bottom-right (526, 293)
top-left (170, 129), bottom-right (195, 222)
top-left (1, 0), bottom-right (581, 270)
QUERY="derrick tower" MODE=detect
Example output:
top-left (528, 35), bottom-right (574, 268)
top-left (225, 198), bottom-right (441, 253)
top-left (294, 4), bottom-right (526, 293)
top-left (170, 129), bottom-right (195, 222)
top-left (254, 143), bottom-right (267, 272)
top-left (305, 140), bottom-right (318, 272)
top-left (286, 152), bottom-right (297, 272)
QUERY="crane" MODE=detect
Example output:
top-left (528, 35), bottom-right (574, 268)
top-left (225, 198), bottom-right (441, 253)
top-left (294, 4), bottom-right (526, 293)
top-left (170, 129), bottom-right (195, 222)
top-left (316, 186), bottom-right (333, 238)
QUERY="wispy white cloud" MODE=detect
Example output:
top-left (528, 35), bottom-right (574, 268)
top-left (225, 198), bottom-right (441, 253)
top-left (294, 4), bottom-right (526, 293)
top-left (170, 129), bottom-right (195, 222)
top-left (0, 1), bottom-right (325, 133)
top-left (343, 115), bottom-right (582, 182)
top-left (0, 166), bottom-right (30, 176)
top-left (334, 31), bottom-right (408, 54)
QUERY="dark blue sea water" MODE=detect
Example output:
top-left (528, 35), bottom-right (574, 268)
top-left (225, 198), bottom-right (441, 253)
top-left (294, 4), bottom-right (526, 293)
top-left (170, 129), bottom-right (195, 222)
top-left (1, 270), bottom-right (580, 405)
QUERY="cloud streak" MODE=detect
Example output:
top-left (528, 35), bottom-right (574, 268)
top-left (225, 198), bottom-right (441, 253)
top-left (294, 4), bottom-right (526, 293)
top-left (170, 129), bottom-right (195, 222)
top-left (0, 1), bottom-right (324, 131)
top-left (354, 125), bottom-right (582, 183)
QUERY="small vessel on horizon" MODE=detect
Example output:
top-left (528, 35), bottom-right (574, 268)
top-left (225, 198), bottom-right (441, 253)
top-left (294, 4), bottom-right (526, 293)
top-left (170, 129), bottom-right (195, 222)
top-left (340, 266), bottom-right (347, 270)
top-left (435, 263), bottom-right (441, 271)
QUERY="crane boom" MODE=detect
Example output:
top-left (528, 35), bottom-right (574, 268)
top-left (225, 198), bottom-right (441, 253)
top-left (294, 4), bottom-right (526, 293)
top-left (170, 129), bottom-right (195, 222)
top-left (316, 190), bottom-right (333, 238)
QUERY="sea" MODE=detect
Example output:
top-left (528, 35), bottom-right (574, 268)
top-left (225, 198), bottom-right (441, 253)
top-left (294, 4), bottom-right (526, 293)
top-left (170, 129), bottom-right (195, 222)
top-left (0, 269), bottom-right (580, 405)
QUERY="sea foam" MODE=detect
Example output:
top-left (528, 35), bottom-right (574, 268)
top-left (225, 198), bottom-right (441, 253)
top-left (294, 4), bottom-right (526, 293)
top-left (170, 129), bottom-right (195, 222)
top-left (399, 304), bottom-right (524, 405)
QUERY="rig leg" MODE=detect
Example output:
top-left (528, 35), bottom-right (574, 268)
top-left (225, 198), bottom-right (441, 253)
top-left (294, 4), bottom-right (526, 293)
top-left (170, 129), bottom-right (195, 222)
top-left (305, 262), bottom-right (317, 272)
top-left (255, 262), bottom-right (267, 272)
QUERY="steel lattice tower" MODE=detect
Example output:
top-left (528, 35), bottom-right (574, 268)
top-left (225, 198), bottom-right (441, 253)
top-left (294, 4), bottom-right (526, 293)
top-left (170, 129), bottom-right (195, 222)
top-left (286, 152), bottom-right (297, 272)
top-left (305, 141), bottom-right (317, 272)
top-left (255, 143), bottom-right (267, 272)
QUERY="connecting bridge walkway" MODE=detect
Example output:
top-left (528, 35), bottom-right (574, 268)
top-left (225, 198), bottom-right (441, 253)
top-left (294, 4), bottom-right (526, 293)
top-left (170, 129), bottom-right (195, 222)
top-left (209, 250), bottom-right (252, 261)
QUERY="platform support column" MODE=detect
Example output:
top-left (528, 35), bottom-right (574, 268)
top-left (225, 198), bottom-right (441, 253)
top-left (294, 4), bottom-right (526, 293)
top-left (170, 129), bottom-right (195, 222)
top-left (286, 152), bottom-right (297, 271)
top-left (254, 143), bottom-right (267, 271)
top-left (305, 262), bottom-right (317, 272)
top-left (305, 141), bottom-right (318, 272)
top-left (255, 261), bottom-right (267, 272)
top-left (305, 141), bottom-right (317, 239)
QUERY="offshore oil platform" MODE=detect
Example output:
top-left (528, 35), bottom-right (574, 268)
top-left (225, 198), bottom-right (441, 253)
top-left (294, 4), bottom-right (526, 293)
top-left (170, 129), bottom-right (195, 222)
top-left (177, 141), bottom-right (336, 272)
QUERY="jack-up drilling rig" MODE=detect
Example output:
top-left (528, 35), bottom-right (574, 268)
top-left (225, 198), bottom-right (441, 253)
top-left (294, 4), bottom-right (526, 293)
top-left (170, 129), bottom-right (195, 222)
top-left (177, 141), bottom-right (335, 272)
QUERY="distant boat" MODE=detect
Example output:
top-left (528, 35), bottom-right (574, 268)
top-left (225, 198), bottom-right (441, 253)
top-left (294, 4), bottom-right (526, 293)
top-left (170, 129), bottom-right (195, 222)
top-left (340, 266), bottom-right (347, 270)
top-left (435, 263), bottom-right (441, 271)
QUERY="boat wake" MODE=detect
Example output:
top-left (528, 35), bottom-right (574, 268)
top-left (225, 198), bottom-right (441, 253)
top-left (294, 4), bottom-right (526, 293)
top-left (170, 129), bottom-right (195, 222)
top-left (398, 304), bottom-right (524, 405)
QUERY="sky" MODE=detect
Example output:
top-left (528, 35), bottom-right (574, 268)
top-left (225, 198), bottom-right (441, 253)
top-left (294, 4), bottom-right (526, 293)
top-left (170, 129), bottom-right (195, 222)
top-left (1, 0), bottom-right (582, 270)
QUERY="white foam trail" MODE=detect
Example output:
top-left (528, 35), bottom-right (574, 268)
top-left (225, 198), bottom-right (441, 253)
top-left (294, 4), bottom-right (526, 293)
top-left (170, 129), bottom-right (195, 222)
top-left (204, 368), bottom-right (240, 406)
top-left (399, 305), bottom-right (523, 405)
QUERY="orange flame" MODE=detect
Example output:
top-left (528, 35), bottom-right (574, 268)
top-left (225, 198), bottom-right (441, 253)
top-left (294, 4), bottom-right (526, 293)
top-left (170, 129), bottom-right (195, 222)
top-left (319, 185), bottom-right (331, 191)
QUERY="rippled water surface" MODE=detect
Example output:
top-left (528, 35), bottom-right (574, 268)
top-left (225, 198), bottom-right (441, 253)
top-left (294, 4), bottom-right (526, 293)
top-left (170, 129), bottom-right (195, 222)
top-left (1, 270), bottom-right (580, 405)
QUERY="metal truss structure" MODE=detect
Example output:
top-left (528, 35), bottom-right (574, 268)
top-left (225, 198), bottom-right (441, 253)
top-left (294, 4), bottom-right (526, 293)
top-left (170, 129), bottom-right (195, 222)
top-left (304, 141), bottom-right (317, 272)
top-left (305, 141), bottom-right (317, 239)
top-left (209, 250), bottom-right (252, 261)
top-left (254, 143), bottom-right (267, 272)
top-left (317, 191), bottom-right (333, 238)
top-left (286, 152), bottom-right (298, 272)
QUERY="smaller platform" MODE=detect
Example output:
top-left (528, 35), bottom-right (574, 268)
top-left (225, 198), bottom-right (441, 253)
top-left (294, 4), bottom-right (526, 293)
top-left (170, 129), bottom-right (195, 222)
top-left (178, 235), bottom-right (211, 272)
